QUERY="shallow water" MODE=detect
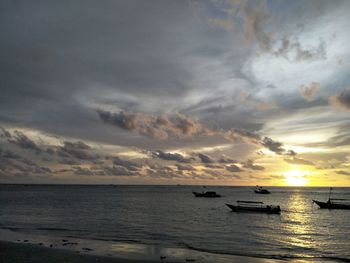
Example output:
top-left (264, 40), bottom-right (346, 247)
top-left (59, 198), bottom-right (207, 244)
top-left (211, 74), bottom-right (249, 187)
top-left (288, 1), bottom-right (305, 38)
top-left (0, 185), bottom-right (349, 261)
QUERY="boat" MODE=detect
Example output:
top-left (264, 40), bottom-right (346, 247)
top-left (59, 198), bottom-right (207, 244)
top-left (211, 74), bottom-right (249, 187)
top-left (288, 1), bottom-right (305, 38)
top-left (313, 188), bottom-right (350, 209)
top-left (192, 191), bottom-right (221, 198)
top-left (313, 199), bottom-right (350, 209)
top-left (254, 185), bottom-right (270, 194)
top-left (226, 201), bottom-right (281, 214)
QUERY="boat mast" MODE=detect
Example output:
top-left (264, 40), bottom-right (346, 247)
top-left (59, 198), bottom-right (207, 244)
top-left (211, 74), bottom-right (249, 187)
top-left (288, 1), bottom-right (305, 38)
top-left (328, 187), bottom-right (333, 201)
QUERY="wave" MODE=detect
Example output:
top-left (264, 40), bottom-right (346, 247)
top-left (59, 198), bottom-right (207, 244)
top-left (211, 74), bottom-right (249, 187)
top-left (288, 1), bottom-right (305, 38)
top-left (180, 243), bottom-right (350, 262)
top-left (35, 227), bottom-right (72, 231)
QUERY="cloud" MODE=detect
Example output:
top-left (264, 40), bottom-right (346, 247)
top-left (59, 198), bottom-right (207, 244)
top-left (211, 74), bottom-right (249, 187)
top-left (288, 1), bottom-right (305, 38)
top-left (299, 82), bottom-right (320, 102)
top-left (196, 153), bottom-right (214, 163)
top-left (146, 165), bottom-right (182, 179)
top-left (98, 110), bottom-right (296, 156)
top-left (0, 127), bottom-right (11, 138)
top-left (242, 159), bottom-right (265, 170)
top-left (103, 165), bottom-right (138, 176)
top-left (57, 141), bottom-right (98, 161)
top-left (272, 37), bottom-right (326, 62)
top-left (112, 156), bottom-right (142, 171)
top-left (97, 110), bottom-right (209, 140)
top-left (225, 164), bottom-right (243, 173)
top-left (329, 89), bottom-right (350, 111)
top-left (219, 156), bottom-right (238, 164)
top-left (202, 1), bottom-right (326, 62)
top-left (205, 164), bottom-right (223, 169)
top-left (335, 170), bottom-right (350, 176)
top-left (238, 0), bottom-right (272, 51)
top-left (176, 164), bottom-right (195, 171)
top-left (284, 157), bottom-right (314, 166)
top-left (223, 128), bottom-right (261, 144)
top-left (9, 131), bottom-right (42, 154)
top-left (73, 167), bottom-right (93, 176)
top-left (261, 137), bottom-right (286, 155)
top-left (0, 149), bottom-right (51, 177)
top-left (152, 150), bottom-right (192, 163)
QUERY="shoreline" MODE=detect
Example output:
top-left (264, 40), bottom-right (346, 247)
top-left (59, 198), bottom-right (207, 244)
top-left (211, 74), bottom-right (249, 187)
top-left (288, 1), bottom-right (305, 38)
top-left (0, 229), bottom-right (283, 263)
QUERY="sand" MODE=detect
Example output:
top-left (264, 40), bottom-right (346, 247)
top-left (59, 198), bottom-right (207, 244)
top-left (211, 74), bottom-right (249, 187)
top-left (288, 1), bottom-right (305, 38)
top-left (0, 229), bottom-right (284, 263)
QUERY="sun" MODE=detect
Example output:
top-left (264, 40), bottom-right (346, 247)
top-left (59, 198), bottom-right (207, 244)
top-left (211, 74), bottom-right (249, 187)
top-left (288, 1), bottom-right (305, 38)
top-left (284, 170), bottom-right (308, 186)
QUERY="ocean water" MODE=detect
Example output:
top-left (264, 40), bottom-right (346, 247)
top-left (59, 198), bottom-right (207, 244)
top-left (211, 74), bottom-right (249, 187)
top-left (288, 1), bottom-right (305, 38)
top-left (0, 185), bottom-right (349, 261)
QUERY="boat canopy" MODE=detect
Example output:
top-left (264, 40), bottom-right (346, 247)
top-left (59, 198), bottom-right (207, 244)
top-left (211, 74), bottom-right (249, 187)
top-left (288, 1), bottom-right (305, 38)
top-left (237, 200), bottom-right (264, 204)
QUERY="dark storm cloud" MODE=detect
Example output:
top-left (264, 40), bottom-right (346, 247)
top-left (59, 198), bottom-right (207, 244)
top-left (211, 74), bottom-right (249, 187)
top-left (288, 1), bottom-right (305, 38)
top-left (152, 150), bottom-right (192, 163)
top-left (329, 89), bottom-right (350, 111)
top-left (0, 0), bottom-right (237, 146)
top-left (284, 157), bottom-right (314, 166)
top-left (242, 159), bottom-right (265, 171)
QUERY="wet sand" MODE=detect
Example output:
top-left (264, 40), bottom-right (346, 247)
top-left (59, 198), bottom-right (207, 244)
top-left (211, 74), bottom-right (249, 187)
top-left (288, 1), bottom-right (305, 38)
top-left (0, 229), bottom-right (283, 263)
top-left (0, 241), bottom-right (151, 263)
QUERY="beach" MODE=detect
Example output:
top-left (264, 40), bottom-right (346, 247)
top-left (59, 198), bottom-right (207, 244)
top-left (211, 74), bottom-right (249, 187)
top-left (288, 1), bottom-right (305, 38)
top-left (0, 229), bottom-right (281, 263)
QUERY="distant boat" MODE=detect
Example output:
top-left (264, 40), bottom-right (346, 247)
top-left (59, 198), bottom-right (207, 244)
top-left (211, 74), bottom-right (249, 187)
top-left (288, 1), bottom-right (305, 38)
top-left (254, 185), bottom-right (270, 194)
top-left (192, 191), bottom-right (221, 198)
top-left (226, 201), bottom-right (281, 214)
top-left (313, 188), bottom-right (350, 209)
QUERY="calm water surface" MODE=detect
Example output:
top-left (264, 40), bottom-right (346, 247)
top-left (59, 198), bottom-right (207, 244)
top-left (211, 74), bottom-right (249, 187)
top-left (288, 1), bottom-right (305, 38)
top-left (0, 185), bottom-right (349, 261)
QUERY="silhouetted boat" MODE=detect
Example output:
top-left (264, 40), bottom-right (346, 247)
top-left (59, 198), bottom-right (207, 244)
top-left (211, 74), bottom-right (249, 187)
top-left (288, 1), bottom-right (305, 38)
top-left (226, 201), bottom-right (281, 214)
top-left (313, 199), bottom-right (350, 209)
top-left (313, 187), bottom-right (350, 209)
top-left (192, 191), bottom-right (221, 198)
top-left (254, 186), bottom-right (270, 194)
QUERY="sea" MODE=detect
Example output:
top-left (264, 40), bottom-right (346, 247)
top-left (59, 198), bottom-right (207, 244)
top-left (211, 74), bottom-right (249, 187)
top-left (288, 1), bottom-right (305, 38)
top-left (0, 185), bottom-right (349, 262)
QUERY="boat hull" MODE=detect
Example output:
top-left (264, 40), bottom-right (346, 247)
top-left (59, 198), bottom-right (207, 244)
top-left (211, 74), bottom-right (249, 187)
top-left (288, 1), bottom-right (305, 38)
top-left (313, 200), bottom-right (350, 209)
top-left (226, 204), bottom-right (280, 214)
top-left (193, 192), bottom-right (221, 198)
top-left (254, 190), bottom-right (270, 194)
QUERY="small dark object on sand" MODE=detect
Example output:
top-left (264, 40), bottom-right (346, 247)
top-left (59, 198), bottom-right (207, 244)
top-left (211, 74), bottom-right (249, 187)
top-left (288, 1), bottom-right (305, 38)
top-left (50, 244), bottom-right (53, 248)
top-left (82, 247), bottom-right (93, 251)
top-left (160, 256), bottom-right (167, 260)
top-left (17, 239), bottom-right (21, 242)
top-left (39, 242), bottom-right (43, 246)
top-left (62, 239), bottom-right (68, 242)
top-left (23, 240), bottom-right (29, 242)
top-left (185, 259), bottom-right (195, 262)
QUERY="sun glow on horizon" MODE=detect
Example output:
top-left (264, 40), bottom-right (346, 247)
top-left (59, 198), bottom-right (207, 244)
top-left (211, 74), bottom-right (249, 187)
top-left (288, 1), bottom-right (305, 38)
top-left (284, 170), bottom-right (308, 186)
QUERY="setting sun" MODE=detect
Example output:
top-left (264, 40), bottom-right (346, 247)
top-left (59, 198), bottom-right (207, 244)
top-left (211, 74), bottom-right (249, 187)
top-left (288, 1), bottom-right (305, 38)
top-left (284, 170), bottom-right (308, 186)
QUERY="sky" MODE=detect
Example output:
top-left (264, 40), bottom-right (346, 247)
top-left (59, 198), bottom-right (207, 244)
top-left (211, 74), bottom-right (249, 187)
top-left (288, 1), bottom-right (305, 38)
top-left (1, 0), bottom-right (350, 186)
